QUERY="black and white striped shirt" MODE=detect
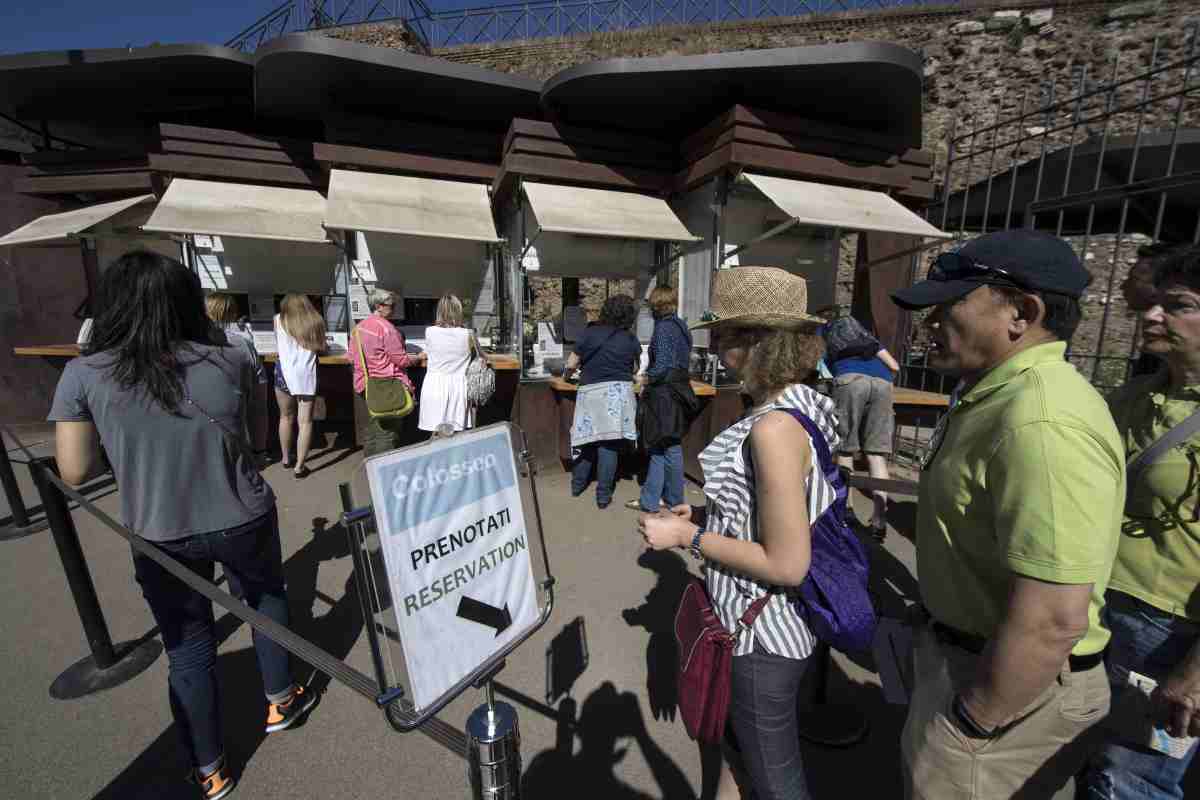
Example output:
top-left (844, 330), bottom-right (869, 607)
top-left (700, 383), bottom-right (840, 659)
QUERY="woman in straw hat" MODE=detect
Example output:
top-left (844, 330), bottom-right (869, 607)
top-left (640, 266), bottom-right (839, 800)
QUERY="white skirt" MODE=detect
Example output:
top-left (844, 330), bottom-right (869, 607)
top-left (418, 371), bottom-right (474, 432)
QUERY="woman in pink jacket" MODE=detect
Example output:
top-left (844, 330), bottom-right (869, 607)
top-left (352, 288), bottom-right (426, 456)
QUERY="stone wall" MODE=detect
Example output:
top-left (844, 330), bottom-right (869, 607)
top-left (328, 0), bottom-right (1199, 382)
top-left (330, 0), bottom-right (1200, 182)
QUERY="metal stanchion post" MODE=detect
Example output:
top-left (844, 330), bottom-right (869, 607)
top-left (795, 642), bottom-right (870, 748)
top-left (466, 678), bottom-right (522, 799)
top-left (0, 439), bottom-right (30, 528)
top-left (28, 457), bottom-right (161, 699)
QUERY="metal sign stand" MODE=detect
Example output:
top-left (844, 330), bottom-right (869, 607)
top-left (341, 423), bottom-right (555, 798)
top-left (466, 661), bottom-right (521, 799)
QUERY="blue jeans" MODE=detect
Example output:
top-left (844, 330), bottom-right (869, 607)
top-left (572, 442), bottom-right (620, 507)
top-left (640, 443), bottom-right (684, 512)
top-left (725, 649), bottom-right (813, 800)
top-left (1084, 591), bottom-right (1200, 800)
top-left (132, 507), bottom-right (295, 770)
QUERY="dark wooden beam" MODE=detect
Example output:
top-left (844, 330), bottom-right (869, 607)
top-left (147, 154), bottom-right (321, 187)
top-left (506, 135), bottom-right (675, 172)
top-left (682, 125), bottom-right (902, 170)
top-left (730, 142), bottom-right (910, 191)
top-left (22, 148), bottom-right (148, 167)
top-left (26, 159), bottom-right (152, 177)
top-left (494, 152), bottom-right (671, 196)
top-left (324, 112), bottom-right (503, 163)
top-left (156, 123), bottom-right (312, 153)
top-left (503, 119), bottom-right (675, 161)
top-left (735, 105), bottom-right (911, 158)
top-left (312, 142), bottom-right (498, 182)
top-left (14, 171), bottom-right (156, 195)
top-left (674, 142), bottom-right (735, 192)
top-left (161, 139), bottom-right (315, 167)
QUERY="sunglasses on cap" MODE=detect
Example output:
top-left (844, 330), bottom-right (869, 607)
top-left (928, 252), bottom-right (1031, 290)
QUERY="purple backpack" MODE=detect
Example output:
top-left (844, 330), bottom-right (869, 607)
top-left (782, 409), bottom-right (878, 655)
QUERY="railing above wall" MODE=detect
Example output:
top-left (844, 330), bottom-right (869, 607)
top-left (225, 0), bottom-right (964, 52)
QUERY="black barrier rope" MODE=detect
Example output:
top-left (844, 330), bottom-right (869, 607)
top-left (0, 423), bottom-right (469, 753)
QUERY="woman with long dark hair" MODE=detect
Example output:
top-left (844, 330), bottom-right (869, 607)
top-left (49, 251), bottom-right (317, 800)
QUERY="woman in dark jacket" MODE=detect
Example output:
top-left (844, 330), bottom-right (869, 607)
top-left (629, 286), bottom-right (698, 511)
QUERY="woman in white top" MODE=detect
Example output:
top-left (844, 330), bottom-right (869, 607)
top-left (418, 294), bottom-right (476, 434)
top-left (274, 294), bottom-right (325, 478)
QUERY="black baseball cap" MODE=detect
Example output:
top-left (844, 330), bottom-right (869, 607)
top-left (891, 230), bottom-right (1092, 311)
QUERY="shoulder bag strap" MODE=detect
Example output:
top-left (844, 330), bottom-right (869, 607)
top-left (737, 594), bottom-right (772, 632)
top-left (1127, 406), bottom-right (1200, 491)
top-left (353, 327), bottom-right (373, 407)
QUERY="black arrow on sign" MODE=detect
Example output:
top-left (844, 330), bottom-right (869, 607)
top-left (457, 595), bottom-right (512, 637)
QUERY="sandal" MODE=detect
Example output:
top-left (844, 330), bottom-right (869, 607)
top-left (294, 465), bottom-right (310, 479)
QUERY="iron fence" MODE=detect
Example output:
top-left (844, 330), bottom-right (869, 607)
top-left (227, 0), bottom-right (963, 51)
top-left (887, 25), bottom-right (1200, 466)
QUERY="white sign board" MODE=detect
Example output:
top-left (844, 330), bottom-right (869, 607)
top-left (349, 283), bottom-right (373, 320)
top-left (522, 244), bottom-right (540, 272)
top-left (365, 425), bottom-right (540, 711)
top-left (197, 254), bottom-right (227, 290)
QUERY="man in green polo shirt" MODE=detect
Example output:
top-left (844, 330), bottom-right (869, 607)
top-left (892, 230), bottom-right (1125, 800)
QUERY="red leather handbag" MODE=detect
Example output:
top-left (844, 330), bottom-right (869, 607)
top-left (675, 576), bottom-right (770, 743)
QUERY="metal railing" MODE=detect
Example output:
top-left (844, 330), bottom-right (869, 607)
top-left (904, 25), bottom-right (1200, 399)
top-left (226, 0), bottom-right (964, 52)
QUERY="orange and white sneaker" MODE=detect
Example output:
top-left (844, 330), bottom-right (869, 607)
top-left (265, 685), bottom-right (319, 733)
top-left (190, 759), bottom-right (235, 800)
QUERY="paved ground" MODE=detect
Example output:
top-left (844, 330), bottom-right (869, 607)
top-left (1, 425), bottom-right (1194, 799)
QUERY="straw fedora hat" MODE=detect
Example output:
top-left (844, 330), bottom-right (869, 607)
top-left (691, 266), bottom-right (824, 331)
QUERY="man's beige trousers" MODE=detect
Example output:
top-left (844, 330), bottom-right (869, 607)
top-left (901, 625), bottom-right (1110, 799)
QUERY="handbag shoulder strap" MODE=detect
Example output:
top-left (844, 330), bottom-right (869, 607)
top-left (738, 594), bottom-right (771, 630)
top-left (1127, 406), bottom-right (1200, 489)
top-left (353, 326), bottom-right (372, 380)
top-left (353, 327), bottom-right (374, 406)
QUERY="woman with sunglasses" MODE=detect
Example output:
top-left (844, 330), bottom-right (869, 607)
top-left (641, 267), bottom-right (837, 800)
top-left (352, 288), bottom-right (426, 457)
top-left (1085, 244), bottom-right (1200, 800)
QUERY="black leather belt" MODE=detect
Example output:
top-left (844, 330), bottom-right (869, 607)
top-left (931, 621), bottom-right (1105, 672)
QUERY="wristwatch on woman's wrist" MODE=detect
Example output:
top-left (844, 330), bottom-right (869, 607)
top-left (689, 529), bottom-right (704, 560)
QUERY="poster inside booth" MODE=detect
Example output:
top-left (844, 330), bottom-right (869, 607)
top-left (364, 424), bottom-right (540, 712)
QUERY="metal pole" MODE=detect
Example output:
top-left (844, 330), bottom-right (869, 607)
top-left (0, 438), bottom-right (30, 528)
top-left (467, 679), bottom-right (522, 799)
top-left (29, 458), bottom-right (117, 669)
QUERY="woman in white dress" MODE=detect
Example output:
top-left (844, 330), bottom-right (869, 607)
top-left (419, 294), bottom-right (476, 434)
top-left (274, 294), bottom-right (325, 478)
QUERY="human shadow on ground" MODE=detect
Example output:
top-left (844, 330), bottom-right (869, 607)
top-left (90, 516), bottom-right (364, 800)
top-left (886, 500), bottom-right (919, 544)
top-left (522, 681), bottom-right (699, 800)
top-left (622, 549), bottom-right (723, 800)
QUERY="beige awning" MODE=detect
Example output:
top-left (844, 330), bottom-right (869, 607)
top-left (324, 169), bottom-right (501, 243)
top-left (143, 179), bottom-right (330, 244)
top-left (742, 173), bottom-right (951, 240)
top-left (0, 194), bottom-right (156, 248)
top-left (523, 181), bottom-right (700, 242)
